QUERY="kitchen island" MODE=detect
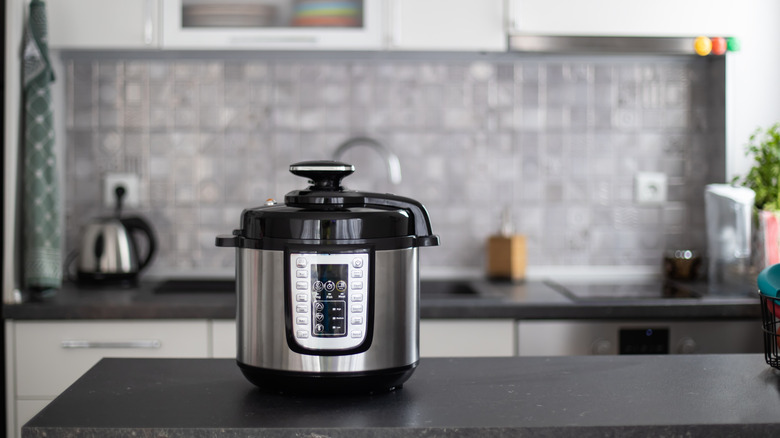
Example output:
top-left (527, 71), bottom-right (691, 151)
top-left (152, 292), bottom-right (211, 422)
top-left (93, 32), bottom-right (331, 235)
top-left (22, 355), bottom-right (780, 437)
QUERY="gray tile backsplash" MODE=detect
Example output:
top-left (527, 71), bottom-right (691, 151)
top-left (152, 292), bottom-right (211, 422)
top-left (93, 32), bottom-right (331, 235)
top-left (63, 53), bottom-right (725, 273)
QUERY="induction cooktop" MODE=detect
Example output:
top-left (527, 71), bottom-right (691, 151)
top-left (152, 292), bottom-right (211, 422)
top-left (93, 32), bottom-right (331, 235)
top-left (545, 279), bottom-right (755, 301)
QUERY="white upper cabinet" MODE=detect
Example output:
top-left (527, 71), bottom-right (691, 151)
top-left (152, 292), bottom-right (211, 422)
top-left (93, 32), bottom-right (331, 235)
top-left (388, 0), bottom-right (506, 51)
top-left (47, 0), bottom-right (160, 49)
top-left (509, 0), bottom-right (738, 37)
top-left (42, 0), bottom-right (508, 51)
top-left (161, 0), bottom-right (383, 50)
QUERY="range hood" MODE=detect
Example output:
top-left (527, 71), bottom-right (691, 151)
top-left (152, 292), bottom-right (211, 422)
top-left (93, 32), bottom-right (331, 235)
top-left (509, 35), bottom-right (733, 56)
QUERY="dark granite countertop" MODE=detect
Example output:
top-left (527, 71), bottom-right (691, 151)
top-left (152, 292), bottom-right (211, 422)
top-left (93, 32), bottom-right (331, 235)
top-left (2, 278), bottom-right (761, 321)
top-left (22, 355), bottom-right (780, 437)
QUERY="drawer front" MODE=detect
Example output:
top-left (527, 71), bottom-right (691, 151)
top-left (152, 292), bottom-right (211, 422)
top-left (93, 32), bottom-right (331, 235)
top-left (211, 320), bottom-right (237, 359)
top-left (15, 320), bottom-right (209, 398)
top-left (420, 319), bottom-right (516, 357)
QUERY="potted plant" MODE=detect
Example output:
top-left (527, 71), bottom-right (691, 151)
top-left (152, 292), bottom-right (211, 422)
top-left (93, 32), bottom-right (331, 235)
top-left (733, 123), bottom-right (780, 267)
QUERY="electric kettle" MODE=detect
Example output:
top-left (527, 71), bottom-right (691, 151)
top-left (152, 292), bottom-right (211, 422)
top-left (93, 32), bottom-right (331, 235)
top-left (704, 184), bottom-right (755, 286)
top-left (77, 187), bottom-right (157, 284)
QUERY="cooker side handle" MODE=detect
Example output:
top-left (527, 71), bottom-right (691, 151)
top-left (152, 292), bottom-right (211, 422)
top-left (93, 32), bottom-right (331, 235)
top-left (215, 234), bottom-right (239, 247)
top-left (363, 195), bottom-right (440, 247)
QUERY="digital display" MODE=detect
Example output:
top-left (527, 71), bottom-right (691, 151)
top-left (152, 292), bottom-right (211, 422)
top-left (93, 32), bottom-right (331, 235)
top-left (312, 264), bottom-right (348, 285)
top-left (311, 264), bottom-right (348, 337)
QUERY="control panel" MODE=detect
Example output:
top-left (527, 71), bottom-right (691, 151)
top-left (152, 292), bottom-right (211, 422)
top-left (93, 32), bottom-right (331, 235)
top-left (289, 252), bottom-right (369, 351)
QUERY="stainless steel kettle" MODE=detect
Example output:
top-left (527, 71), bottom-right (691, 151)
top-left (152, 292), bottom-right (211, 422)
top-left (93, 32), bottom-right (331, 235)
top-left (77, 187), bottom-right (157, 284)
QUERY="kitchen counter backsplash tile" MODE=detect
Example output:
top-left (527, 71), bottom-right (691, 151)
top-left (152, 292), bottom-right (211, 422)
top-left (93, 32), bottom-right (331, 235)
top-left (63, 54), bottom-right (724, 273)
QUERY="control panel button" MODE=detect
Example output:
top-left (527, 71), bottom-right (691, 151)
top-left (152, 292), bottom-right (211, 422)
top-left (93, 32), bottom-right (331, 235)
top-left (315, 324), bottom-right (325, 334)
top-left (351, 304), bottom-right (363, 313)
top-left (352, 281), bottom-right (363, 290)
top-left (351, 330), bottom-right (363, 338)
top-left (351, 270), bottom-right (363, 278)
top-left (352, 258), bottom-right (363, 268)
top-left (351, 293), bottom-right (364, 302)
top-left (314, 302), bottom-right (325, 312)
top-left (296, 281), bottom-right (308, 290)
top-left (297, 330), bottom-right (309, 339)
top-left (315, 313), bottom-right (324, 322)
top-left (296, 316), bottom-right (309, 325)
top-left (296, 304), bottom-right (308, 313)
top-left (324, 281), bottom-right (336, 292)
top-left (296, 270), bottom-right (307, 278)
top-left (296, 257), bottom-right (307, 268)
top-left (351, 316), bottom-right (363, 325)
top-left (336, 280), bottom-right (347, 292)
top-left (313, 281), bottom-right (324, 292)
top-left (296, 293), bottom-right (308, 302)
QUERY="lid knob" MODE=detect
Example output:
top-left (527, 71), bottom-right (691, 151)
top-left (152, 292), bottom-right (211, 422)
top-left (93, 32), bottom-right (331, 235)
top-left (289, 160), bottom-right (355, 191)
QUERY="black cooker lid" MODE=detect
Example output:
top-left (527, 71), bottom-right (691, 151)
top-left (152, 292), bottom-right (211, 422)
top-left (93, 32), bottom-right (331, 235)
top-left (216, 161), bottom-right (440, 248)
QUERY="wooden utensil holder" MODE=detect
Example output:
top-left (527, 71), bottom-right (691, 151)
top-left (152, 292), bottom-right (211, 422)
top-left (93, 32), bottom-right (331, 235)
top-left (486, 235), bottom-right (526, 282)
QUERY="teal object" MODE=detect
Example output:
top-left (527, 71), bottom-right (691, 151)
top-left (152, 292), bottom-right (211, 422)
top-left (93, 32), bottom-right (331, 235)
top-left (22, 0), bottom-right (61, 290)
top-left (758, 264), bottom-right (780, 298)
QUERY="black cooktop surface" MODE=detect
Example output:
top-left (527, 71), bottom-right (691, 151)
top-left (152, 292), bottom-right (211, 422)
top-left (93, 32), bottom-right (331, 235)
top-left (546, 279), bottom-right (755, 301)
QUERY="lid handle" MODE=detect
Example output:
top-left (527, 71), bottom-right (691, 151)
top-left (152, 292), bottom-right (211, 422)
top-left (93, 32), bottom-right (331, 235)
top-left (363, 194), bottom-right (440, 247)
top-left (289, 160), bottom-right (354, 191)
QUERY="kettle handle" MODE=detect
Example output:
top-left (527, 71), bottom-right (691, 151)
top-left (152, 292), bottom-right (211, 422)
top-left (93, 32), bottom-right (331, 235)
top-left (121, 216), bottom-right (157, 271)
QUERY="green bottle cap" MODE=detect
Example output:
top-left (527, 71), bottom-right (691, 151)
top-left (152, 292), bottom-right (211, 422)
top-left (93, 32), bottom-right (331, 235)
top-left (727, 37), bottom-right (741, 52)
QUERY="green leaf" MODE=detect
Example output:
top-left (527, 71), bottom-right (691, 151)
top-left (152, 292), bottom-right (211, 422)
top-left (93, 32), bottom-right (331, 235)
top-left (737, 123), bottom-right (780, 211)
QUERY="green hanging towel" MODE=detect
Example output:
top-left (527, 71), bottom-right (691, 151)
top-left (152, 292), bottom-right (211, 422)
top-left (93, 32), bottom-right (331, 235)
top-left (22, 0), bottom-right (61, 290)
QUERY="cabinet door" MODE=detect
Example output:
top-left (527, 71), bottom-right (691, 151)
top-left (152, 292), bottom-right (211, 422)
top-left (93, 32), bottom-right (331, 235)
top-left (211, 320), bottom-right (237, 358)
top-left (14, 320), bottom-right (208, 398)
top-left (161, 0), bottom-right (383, 50)
top-left (389, 0), bottom-right (506, 51)
top-left (509, 0), bottom-right (737, 37)
top-left (47, 0), bottom-right (159, 49)
top-left (517, 320), bottom-right (616, 356)
top-left (420, 320), bottom-right (515, 357)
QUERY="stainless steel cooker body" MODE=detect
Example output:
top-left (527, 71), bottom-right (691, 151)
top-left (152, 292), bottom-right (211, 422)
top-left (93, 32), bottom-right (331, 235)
top-left (217, 160), bottom-right (438, 392)
top-left (236, 246), bottom-right (419, 375)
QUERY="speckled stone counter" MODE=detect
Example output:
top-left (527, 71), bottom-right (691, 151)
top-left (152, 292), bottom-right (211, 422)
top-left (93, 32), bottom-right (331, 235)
top-left (22, 355), bottom-right (780, 437)
top-left (2, 279), bottom-right (761, 321)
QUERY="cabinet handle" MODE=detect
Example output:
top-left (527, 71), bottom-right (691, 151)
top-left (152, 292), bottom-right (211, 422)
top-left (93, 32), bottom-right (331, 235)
top-left (228, 36), bottom-right (318, 45)
top-left (387, 0), bottom-right (402, 47)
top-left (61, 340), bottom-right (162, 349)
top-left (144, 0), bottom-right (154, 45)
top-left (506, 0), bottom-right (518, 31)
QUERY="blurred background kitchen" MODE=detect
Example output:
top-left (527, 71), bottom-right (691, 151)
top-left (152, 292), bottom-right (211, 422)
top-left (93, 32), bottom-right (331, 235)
top-left (5, 1), bottom-right (780, 436)
top-left (8, 0), bottom-right (780, 287)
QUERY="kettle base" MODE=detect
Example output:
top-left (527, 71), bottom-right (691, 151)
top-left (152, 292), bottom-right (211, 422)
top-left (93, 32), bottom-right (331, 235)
top-left (76, 272), bottom-right (139, 287)
top-left (237, 361), bottom-right (417, 394)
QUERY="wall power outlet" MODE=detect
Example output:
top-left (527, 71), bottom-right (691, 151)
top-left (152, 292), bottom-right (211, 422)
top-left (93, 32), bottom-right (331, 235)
top-left (634, 172), bottom-right (668, 204)
top-left (104, 173), bottom-right (140, 208)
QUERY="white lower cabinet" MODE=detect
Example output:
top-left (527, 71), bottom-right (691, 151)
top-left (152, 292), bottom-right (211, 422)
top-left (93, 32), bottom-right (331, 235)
top-left (211, 319), bottom-right (238, 359)
top-left (210, 319), bottom-right (518, 359)
top-left (420, 319), bottom-right (516, 357)
top-left (7, 320), bottom-right (210, 438)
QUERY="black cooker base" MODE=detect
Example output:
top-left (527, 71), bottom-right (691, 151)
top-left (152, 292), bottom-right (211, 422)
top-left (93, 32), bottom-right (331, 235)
top-left (237, 361), bottom-right (418, 394)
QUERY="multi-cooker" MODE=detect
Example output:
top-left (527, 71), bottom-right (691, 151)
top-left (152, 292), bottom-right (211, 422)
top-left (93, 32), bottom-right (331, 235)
top-left (216, 160), bottom-right (439, 392)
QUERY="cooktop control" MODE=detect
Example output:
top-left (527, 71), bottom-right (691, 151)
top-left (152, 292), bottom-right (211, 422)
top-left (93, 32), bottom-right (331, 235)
top-left (289, 252), bottom-right (369, 351)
